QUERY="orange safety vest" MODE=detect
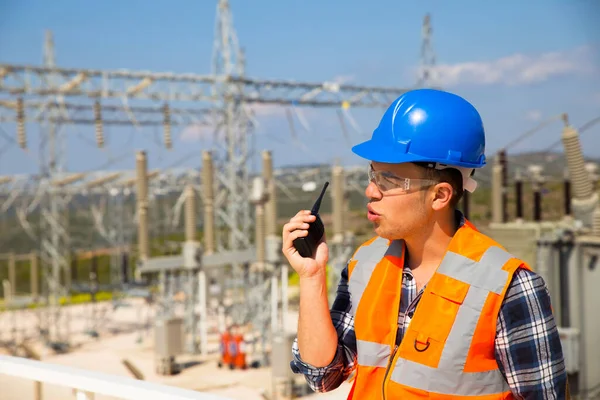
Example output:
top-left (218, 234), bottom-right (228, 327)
top-left (346, 220), bottom-right (529, 399)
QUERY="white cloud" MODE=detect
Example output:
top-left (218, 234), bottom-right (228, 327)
top-left (427, 45), bottom-right (597, 87)
top-left (525, 109), bottom-right (543, 122)
top-left (179, 123), bottom-right (212, 142)
top-left (331, 74), bottom-right (356, 84)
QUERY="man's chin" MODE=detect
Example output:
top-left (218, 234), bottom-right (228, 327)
top-left (373, 224), bottom-right (385, 238)
top-left (374, 226), bottom-right (403, 241)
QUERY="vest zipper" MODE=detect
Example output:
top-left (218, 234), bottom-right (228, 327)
top-left (407, 290), bottom-right (423, 314)
top-left (382, 343), bottom-right (399, 400)
top-left (382, 288), bottom-right (424, 399)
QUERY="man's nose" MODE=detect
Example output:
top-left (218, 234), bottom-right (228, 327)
top-left (365, 180), bottom-right (381, 200)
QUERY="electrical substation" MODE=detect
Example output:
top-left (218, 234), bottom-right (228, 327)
top-left (481, 114), bottom-right (600, 399)
top-left (0, 1), bottom-right (598, 399)
top-left (0, 1), bottom-right (430, 398)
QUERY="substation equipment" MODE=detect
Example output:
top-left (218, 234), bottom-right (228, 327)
top-left (483, 114), bottom-right (600, 399)
top-left (0, 2), bottom-right (429, 393)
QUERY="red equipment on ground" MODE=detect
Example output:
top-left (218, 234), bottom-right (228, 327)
top-left (218, 326), bottom-right (247, 370)
top-left (218, 331), bottom-right (234, 369)
top-left (232, 333), bottom-right (247, 370)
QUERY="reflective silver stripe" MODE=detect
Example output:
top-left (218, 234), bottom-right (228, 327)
top-left (438, 246), bottom-right (512, 373)
top-left (348, 237), bottom-right (391, 316)
top-left (438, 285), bottom-right (489, 369)
top-left (357, 339), bottom-right (390, 368)
top-left (391, 245), bottom-right (514, 395)
top-left (351, 239), bottom-right (403, 370)
top-left (436, 246), bottom-right (511, 294)
top-left (391, 359), bottom-right (509, 396)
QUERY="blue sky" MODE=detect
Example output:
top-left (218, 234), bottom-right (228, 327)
top-left (0, 0), bottom-right (599, 175)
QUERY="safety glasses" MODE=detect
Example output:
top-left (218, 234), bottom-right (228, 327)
top-left (368, 164), bottom-right (438, 193)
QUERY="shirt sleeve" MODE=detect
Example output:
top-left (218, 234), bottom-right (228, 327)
top-left (290, 264), bottom-right (358, 392)
top-left (495, 267), bottom-right (569, 399)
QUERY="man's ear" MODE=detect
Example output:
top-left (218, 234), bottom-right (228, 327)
top-left (431, 182), bottom-right (454, 211)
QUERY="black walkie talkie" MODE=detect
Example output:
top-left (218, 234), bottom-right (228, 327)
top-left (293, 181), bottom-right (329, 258)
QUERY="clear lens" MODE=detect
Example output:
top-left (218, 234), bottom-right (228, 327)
top-left (368, 165), bottom-right (436, 193)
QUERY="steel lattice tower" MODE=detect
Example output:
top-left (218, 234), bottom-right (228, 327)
top-left (0, 1), bottom-right (417, 351)
top-left (417, 14), bottom-right (436, 88)
top-left (211, 0), bottom-right (252, 254)
top-left (39, 31), bottom-right (71, 350)
top-left (211, 0), bottom-right (255, 325)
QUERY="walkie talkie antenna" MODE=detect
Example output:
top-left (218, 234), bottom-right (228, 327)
top-left (311, 181), bottom-right (329, 214)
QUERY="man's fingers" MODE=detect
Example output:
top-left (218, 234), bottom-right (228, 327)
top-left (283, 229), bottom-right (309, 256)
top-left (283, 221), bottom-right (310, 235)
top-left (282, 215), bottom-right (316, 236)
top-left (285, 228), bottom-right (309, 246)
top-left (280, 210), bottom-right (318, 267)
top-left (290, 213), bottom-right (315, 225)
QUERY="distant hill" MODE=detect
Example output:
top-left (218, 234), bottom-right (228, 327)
top-left (473, 151), bottom-right (600, 187)
top-left (274, 150), bottom-right (600, 188)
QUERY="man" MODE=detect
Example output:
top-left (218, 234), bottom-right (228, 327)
top-left (281, 89), bottom-right (568, 399)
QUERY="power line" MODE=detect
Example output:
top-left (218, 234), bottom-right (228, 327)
top-left (543, 115), bottom-right (600, 154)
top-left (0, 0), bottom-right (427, 353)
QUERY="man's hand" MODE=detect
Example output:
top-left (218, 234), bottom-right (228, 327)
top-left (282, 212), bottom-right (337, 370)
top-left (282, 210), bottom-right (329, 279)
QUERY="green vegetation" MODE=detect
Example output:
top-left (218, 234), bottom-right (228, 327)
top-left (0, 291), bottom-right (113, 312)
top-left (0, 171), bottom-right (572, 299)
top-left (287, 264), bottom-right (335, 290)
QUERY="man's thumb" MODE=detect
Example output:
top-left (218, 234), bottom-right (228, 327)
top-left (316, 241), bottom-right (329, 265)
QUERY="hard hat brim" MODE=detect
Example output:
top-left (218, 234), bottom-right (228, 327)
top-left (351, 139), bottom-right (486, 169)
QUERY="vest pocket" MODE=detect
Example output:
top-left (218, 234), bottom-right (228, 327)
top-left (409, 275), bottom-right (468, 341)
top-left (428, 273), bottom-right (469, 305)
top-left (398, 274), bottom-right (470, 368)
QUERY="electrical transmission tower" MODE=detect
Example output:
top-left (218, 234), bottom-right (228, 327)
top-left (38, 31), bottom-right (72, 350)
top-left (211, 0), bottom-right (251, 253)
top-left (417, 13), bottom-right (437, 88)
top-left (210, 0), bottom-right (254, 324)
top-left (0, 0), bottom-right (426, 353)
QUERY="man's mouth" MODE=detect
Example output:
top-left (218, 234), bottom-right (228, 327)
top-left (367, 205), bottom-right (380, 221)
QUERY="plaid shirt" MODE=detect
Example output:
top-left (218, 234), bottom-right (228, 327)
top-left (290, 215), bottom-right (568, 399)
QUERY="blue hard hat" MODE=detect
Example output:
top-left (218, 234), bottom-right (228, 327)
top-left (352, 89), bottom-right (486, 169)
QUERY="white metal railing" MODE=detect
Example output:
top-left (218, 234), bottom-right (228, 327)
top-left (0, 355), bottom-right (234, 400)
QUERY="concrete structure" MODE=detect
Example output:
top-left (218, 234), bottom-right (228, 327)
top-left (485, 114), bottom-right (600, 399)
